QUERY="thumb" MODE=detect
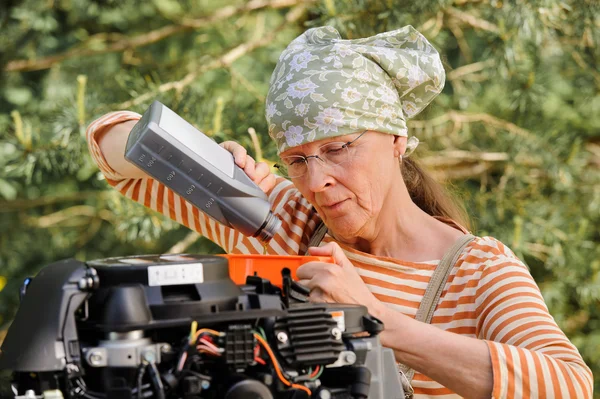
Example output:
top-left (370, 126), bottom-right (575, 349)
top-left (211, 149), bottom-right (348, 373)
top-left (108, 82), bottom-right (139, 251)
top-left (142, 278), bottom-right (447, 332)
top-left (308, 242), bottom-right (349, 267)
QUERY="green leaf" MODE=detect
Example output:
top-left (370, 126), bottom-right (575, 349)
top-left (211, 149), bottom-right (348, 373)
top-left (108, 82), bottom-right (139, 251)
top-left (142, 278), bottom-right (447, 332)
top-left (0, 179), bottom-right (17, 200)
top-left (152, 0), bottom-right (183, 17)
top-left (4, 87), bottom-right (32, 106)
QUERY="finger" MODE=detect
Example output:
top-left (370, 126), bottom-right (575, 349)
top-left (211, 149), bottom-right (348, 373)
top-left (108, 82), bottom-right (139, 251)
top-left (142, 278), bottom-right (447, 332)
top-left (307, 241), bottom-right (334, 256)
top-left (308, 287), bottom-right (328, 303)
top-left (244, 155), bottom-right (257, 180)
top-left (220, 141), bottom-right (248, 168)
top-left (308, 242), bottom-right (348, 267)
top-left (297, 279), bottom-right (311, 288)
top-left (258, 173), bottom-right (276, 194)
top-left (254, 162), bottom-right (270, 180)
top-left (296, 262), bottom-right (328, 280)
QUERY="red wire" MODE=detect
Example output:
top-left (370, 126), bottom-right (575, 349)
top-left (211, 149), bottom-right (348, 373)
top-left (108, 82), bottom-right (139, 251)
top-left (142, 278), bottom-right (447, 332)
top-left (309, 366), bottom-right (320, 378)
top-left (254, 344), bottom-right (267, 365)
top-left (255, 356), bottom-right (267, 365)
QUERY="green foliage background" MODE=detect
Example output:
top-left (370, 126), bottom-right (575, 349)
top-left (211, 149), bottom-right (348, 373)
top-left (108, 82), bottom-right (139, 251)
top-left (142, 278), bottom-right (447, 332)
top-left (0, 0), bottom-right (598, 394)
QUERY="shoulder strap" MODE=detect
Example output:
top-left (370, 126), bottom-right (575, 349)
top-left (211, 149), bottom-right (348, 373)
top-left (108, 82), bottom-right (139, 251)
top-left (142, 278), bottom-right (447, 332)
top-left (400, 234), bottom-right (475, 382)
top-left (306, 221), bottom-right (328, 252)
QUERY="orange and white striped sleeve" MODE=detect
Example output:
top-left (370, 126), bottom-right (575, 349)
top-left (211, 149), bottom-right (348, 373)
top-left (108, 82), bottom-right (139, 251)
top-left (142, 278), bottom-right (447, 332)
top-left (473, 238), bottom-right (593, 398)
top-left (86, 112), bottom-right (320, 255)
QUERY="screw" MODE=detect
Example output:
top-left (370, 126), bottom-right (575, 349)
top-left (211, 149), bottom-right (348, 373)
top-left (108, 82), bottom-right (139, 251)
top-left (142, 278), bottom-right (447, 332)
top-left (331, 328), bottom-right (342, 340)
top-left (78, 278), bottom-right (89, 290)
top-left (318, 389), bottom-right (331, 399)
top-left (276, 331), bottom-right (288, 344)
top-left (200, 380), bottom-right (210, 390)
top-left (87, 350), bottom-right (104, 366)
top-left (160, 344), bottom-right (171, 353)
top-left (141, 350), bottom-right (156, 364)
top-left (343, 352), bottom-right (357, 365)
top-left (262, 374), bottom-right (273, 386)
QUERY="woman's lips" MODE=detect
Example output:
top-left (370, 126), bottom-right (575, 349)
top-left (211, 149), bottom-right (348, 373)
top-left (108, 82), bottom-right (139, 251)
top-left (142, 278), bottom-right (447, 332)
top-left (322, 199), bottom-right (349, 213)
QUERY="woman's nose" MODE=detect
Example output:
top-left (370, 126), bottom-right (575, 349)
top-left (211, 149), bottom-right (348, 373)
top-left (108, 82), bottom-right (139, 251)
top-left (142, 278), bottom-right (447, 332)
top-left (305, 158), bottom-right (334, 192)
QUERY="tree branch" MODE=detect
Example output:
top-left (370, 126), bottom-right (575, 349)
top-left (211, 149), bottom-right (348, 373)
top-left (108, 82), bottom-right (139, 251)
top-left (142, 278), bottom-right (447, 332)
top-left (167, 231), bottom-right (201, 254)
top-left (0, 190), bottom-right (115, 212)
top-left (408, 111), bottom-right (535, 141)
top-left (447, 59), bottom-right (495, 81)
top-left (4, 0), bottom-right (312, 73)
top-left (117, 4), bottom-right (309, 108)
top-left (445, 7), bottom-right (499, 34)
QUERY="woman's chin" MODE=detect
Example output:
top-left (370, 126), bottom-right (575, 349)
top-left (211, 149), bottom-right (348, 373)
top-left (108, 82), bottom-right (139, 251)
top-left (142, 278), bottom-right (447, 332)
top-left (325, 218), bottom-right (362, 241)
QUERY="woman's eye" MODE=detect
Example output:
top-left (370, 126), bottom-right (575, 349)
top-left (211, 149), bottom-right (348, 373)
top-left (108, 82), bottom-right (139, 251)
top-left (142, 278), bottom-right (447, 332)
top-left (326, 147), bottom-right (344, 154)
top-left (289, 158), bottom-right (305, 166)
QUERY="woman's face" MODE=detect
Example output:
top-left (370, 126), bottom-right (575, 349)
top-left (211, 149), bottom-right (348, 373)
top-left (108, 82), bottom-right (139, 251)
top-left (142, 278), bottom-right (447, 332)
top-left (280, 131), bottom-right (405, 242)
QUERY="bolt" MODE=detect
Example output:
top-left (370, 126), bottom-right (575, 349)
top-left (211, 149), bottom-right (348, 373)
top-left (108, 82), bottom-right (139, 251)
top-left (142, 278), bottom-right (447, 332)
top-left (78, 278), bottom-right (89, 290)
top-left (160, 344), bottom-right (171, 353)
top-left (343, 352), bottom-right (357, 365)
top-left (262, 373), bottom-right (273, 386)
top-left (200, 380), bottom-right (210, 390)
top-left (87, 350), bottom-right (104, 366)
top-left (141, 350), bottom-right (156, 364)
top-left (276, 331), bottom-right (288, 344)
top-left (318, 389), bottom-right (331, 399)
top-left (331, 328), bottom-right (342, 340)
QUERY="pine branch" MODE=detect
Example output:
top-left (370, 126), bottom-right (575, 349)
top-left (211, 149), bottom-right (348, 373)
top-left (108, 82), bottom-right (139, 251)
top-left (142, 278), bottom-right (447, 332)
top-left (117, 4), bottom-right (310, 108)
top-left (247, 127), bottom-right (264, 161)
top-left (166, 231), bottom-right (201, 254)
top-left (25, 205), bottom-right (115, 228)
top-left (447, 19), bottom-right (473, 62)
top-left (408, 111), bottom-right (535, 141)
top-left (0, 190), bottom-right (115, 212)
top-left (445, 7), bottom-right (499, 34)
top-left (4, 0), bottom-right (312, 73)
top-left (422, 150), bottom-right (509, 167)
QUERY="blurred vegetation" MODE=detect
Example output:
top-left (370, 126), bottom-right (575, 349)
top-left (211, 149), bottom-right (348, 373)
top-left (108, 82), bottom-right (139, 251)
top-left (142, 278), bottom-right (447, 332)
top-left (0, 0), bottom-right (598, 394)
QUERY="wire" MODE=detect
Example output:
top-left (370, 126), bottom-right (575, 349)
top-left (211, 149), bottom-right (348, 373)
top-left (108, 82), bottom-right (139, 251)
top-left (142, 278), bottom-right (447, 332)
top-left (199, 337), bottom-right (221, 353)
top-left (309, 366), bottom-right (321, 379)
top-left (253, 333), bottom-right (311, 396)
top-left (192, 328), bottom-right (222, 343)
top-left (254, 344), bottom-right (267, 365)
top-left (147, 362), bottom-right (165, 399)
top-left (255, 356), bottom-right (267, 365)
top-left (257, 326), bottom-right (267, 339)
top-left (179, 369), bottom-right (211, 380)
top-left (310, 365), bottom-right (323, 381)
top-left (136, 364), bottom-right (146, 399)
top-left (197, 344), bottom-right (221, 355)
top-left (189, 321), bottom-right (198, 345)
top-left (177, 351), bottom-right (188, 371)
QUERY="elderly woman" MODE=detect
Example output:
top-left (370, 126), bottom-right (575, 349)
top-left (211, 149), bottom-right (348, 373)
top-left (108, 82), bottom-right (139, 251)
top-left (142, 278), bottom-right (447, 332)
top-left (87, 26), bottom-right (592, 398)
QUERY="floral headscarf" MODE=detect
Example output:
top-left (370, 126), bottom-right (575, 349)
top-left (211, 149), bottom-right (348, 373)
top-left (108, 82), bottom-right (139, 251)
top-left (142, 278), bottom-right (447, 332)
top-left (265, 25), bottom-right (445, 154)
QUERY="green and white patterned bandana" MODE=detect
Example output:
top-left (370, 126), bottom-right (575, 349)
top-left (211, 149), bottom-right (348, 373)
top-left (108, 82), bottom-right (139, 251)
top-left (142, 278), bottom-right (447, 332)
top-left (266, 25), bottom-right (445, 154)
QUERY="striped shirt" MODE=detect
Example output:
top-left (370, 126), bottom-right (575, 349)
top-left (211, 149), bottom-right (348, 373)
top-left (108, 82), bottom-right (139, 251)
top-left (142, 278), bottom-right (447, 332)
top-left (87, 111), bottom-right (593, 399)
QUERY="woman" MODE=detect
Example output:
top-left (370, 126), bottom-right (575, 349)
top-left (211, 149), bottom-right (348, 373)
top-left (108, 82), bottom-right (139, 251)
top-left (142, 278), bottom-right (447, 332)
top-left (86, 26), bottom-right (593, 398)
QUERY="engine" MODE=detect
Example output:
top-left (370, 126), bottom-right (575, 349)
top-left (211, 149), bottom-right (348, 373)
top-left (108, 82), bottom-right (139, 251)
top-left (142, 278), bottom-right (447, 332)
top-left (0, 254), bottom-right (405, 399)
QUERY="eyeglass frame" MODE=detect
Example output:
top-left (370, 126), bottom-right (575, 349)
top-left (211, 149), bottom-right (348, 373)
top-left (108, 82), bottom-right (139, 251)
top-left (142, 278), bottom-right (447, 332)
top-left (274, 130), bottom-right (368, 178)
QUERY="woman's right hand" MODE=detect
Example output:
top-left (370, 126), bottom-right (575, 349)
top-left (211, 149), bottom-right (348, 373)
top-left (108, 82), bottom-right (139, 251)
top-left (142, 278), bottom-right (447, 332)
top-left (220, 141), bottom-right (277, 194)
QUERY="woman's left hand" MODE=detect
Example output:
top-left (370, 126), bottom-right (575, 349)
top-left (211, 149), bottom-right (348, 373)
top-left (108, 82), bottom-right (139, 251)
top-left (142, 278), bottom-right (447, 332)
top-left (296, 242), bottom-right (381, 310)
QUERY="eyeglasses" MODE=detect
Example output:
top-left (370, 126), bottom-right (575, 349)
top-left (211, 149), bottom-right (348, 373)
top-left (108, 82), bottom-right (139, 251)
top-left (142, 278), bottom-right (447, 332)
top-left (274, 130), bottom-right (368, 178)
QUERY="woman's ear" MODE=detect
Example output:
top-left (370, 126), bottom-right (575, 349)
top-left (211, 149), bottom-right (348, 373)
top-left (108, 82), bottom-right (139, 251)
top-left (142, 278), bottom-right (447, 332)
top-left (393, 135), bottom-right (407, 158)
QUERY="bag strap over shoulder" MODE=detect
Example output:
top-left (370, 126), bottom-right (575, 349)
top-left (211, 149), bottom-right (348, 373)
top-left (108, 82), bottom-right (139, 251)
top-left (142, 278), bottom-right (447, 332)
top-left (399, 234), bottom-right (475, 382)
top-left (306, 221), bottom-right (328, 251)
